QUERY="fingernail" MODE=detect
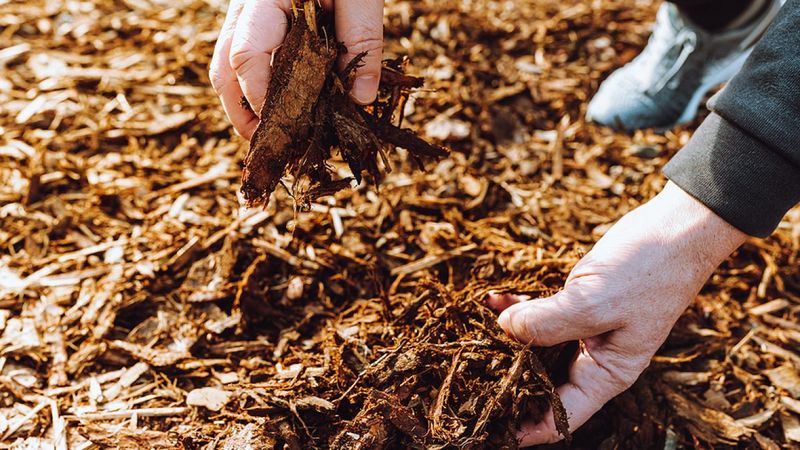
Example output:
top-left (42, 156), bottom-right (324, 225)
top-left (352, 75), bottom-right (378, 104)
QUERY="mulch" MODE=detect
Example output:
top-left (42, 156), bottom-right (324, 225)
top-left (1, 0), bottom-right (799, 448)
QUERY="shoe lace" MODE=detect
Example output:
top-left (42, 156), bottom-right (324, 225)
top-left (646, 28), bottom-right (698, 96)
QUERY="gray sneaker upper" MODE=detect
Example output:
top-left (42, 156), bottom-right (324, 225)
top-left (586, 1), bottom-right (781, 131)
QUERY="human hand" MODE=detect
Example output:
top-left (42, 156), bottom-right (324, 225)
top-left (488, 181), bottom-right (748, 446)
top-left (209, 0), bottom-right (385, 139)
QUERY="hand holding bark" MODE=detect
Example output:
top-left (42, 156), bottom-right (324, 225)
top-left (209, 0), bottom-right (385, 139)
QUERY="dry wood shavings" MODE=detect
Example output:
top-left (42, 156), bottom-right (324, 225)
top-left (186, 387), bottom-right (233, 412)
top-left (77, 425), bottom-right (178, 449)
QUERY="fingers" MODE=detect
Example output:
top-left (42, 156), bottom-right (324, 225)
top-left (334, 0), bottom-right (385, 104)
top-left (518, 342), bottom-right (643, 446)
top-left (212, 0), bottom-right (385, 136)
top-left (229, 0), bottom-right (293, 121)
top-left (486, 292), bottom-right (530, 312)
top-left (210, 0), bottom-right (259, 138)
top-left (496, 290), bottom-right (619, 347)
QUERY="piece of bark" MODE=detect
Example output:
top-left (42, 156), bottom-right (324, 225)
top-left (240, 4), bottom-right (337, 207)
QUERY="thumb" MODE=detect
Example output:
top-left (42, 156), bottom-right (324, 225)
top-left (497, 290), bottom-right (618, 347)
top-left (335, 0), bottom-right (385, 104)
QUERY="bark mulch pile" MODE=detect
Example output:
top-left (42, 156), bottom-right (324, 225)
top-left (1, 0), bottom-right (799, 449)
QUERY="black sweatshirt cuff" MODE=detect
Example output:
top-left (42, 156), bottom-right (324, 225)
top-left (663, 112), bottom-right (800, 238)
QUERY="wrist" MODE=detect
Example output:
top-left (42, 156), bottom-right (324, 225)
top-left (648, 181), bottom-right (748, 276)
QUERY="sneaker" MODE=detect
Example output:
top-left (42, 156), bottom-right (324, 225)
top-left (585, 0), bottom-right (782, 131)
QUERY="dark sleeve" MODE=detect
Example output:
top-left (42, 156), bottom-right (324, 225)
top-left (663, 0), bottom-right (800, 238)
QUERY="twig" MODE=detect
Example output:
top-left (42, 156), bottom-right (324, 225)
top-left (390, 244), bottom-right (477, 276)
top-left (2, 398), bottom-right (48, 440)
top-left (65, 407), bottom-right (188, 421)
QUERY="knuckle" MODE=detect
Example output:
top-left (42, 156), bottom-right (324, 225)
top-left (345, 35), bottom-right (384, 59)
top-left (566, 282), bottom-right (624, 330)
top-left (587, 349), bottom-right (641, 400)
top-left (583, 370), bottom-right (629, 407)
top-left (610, 367), bottom-right (637, 391)
top-left (229, 40), bottom-right (258, 73)
top-left (561, 287), bottom-right (597, 321)
top-left (604, 360), bottom-right (642, 394)
top-left (564, 286), bottom-right (592, 310)
top-left (208, 65), bottom-right (227, 95)
top-left (519, 308), bottom-right (543, 345)
top-left (631, 354), bottom-right (653, 374)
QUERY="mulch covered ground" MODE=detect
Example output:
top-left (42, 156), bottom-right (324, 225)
top-left (1, 0), bottom-right (799, 448)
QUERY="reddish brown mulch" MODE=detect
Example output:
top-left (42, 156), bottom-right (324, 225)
top-left (1, 0), bottom-right (798, 448)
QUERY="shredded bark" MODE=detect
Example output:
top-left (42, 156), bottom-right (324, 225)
top-left (241, 1), bottom-right (447, 209)
top-left (1, 0), bottom-right (799, 449)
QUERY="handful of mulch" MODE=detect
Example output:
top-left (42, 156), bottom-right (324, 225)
top-left (323, 279), bottom-right (574, 449)
top-left (240, 0), bottom-right (448, 209)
